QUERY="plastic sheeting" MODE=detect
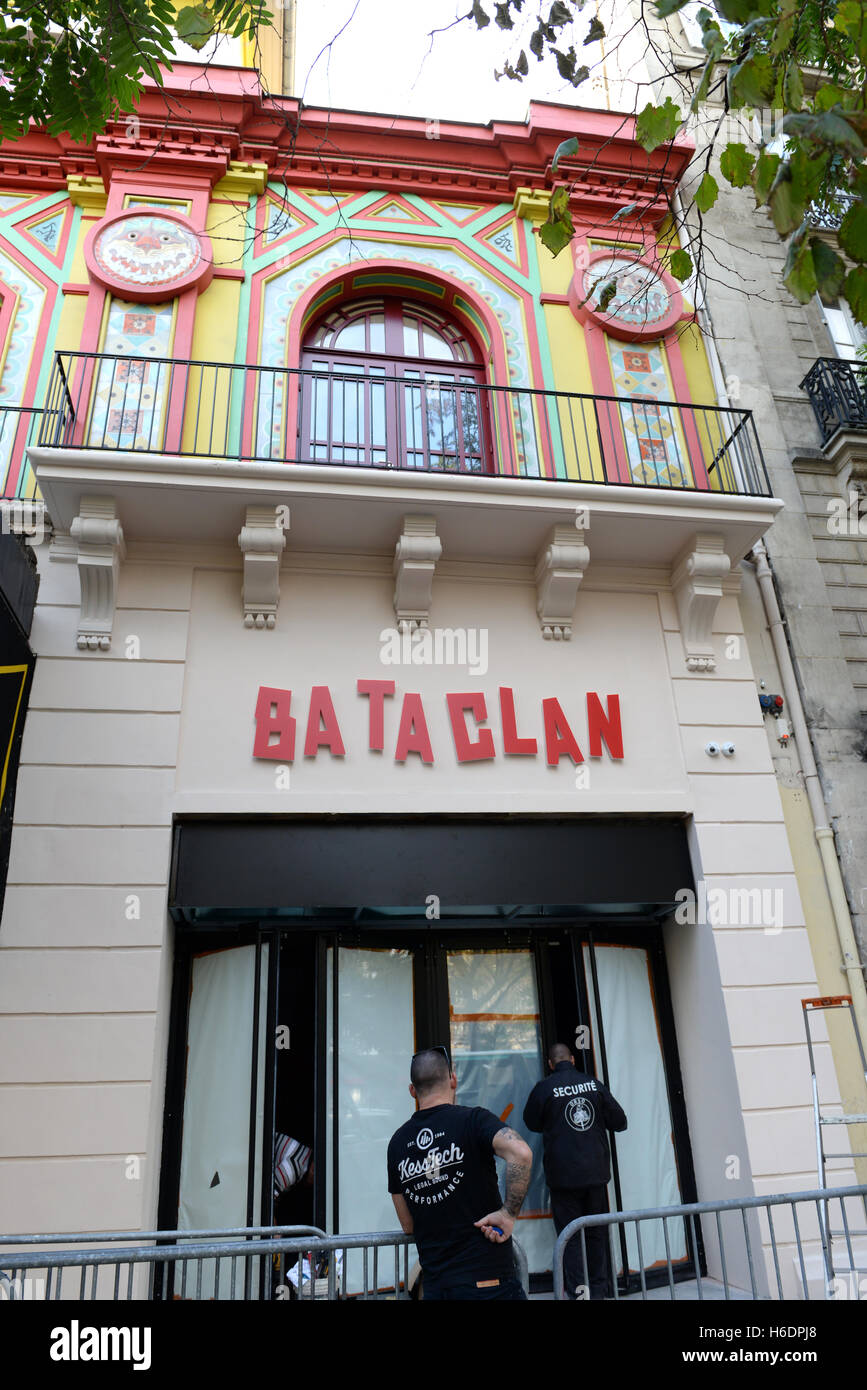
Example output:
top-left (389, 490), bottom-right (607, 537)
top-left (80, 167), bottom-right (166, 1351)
top-left (584, 943), bottom-right (687, 1273)
top-left (328, 947), bottom-right (415, 1291)
top-left (176, 945), bottom-right (268, 1298)
top-left (447, 950), bottom-right (554, 1275)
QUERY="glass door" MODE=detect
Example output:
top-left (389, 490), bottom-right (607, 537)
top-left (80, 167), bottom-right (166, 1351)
top-left (446, 948), bottom-right (553, 1275)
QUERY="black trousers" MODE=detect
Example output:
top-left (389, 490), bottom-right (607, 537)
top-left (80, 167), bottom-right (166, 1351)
top-left (550, 1185), bottom-right (612, 1300)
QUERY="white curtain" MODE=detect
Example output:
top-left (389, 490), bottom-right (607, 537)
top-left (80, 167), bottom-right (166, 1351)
top-left (584, 944), bottom-right (686, 1273)
top-left (176, 944), bottom-right (269, 1298)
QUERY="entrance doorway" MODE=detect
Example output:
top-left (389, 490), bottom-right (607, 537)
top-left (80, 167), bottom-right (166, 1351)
top-left (161, 922), bottom-right (697, 1290)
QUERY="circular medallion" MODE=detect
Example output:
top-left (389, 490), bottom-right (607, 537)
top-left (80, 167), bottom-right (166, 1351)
top-left (565, 1096), bottom-right (595, 1132)
top-left (85, 209), bottom-right (214, 302)
top-left (569, 247), bottom-right (686, 341)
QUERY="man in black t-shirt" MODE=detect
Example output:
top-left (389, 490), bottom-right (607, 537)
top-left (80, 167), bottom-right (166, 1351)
top-left (387, 1046), bottom-right (533, 1301)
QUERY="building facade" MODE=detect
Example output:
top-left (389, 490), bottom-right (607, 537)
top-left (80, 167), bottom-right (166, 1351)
top-left (0, 56), bottom-right (864, 1296)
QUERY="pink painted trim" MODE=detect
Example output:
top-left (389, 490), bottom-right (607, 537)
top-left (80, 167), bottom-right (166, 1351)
top-left (540, 292), bottom-right (570, 305)
top-left (213, 267), bottom-right (246, 281)
top-left (103, 173), bottom-right (210, 225)
top-left (664, 340), bottom-right (709, 488)
top-left (17, 201), bottom-right (73, 268)
top-left (61, 282), bottom-right (90, 295)
top-left (583, 321), bottom-right (630, 484)
top-left (2, 268), bottom-right (59, 496)
top-left (569, 245), bottom-right (685, 343)
top-left (83, 207), bottom-right (215, 303)
top-left (355, 192), bottom-right (440, 227)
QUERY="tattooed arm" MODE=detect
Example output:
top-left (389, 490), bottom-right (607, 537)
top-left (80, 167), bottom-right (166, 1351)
top-left (475, 1127), bottom-right (533, 1244)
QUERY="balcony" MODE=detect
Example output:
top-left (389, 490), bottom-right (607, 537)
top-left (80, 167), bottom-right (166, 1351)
top-left (28, 350), bottom-right (781, 576)
top-left (800, 357), bottom-right (867, 445)
top-left (37, 351), bottom-right (771, 498)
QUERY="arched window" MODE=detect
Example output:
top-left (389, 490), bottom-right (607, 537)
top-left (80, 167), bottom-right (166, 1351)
top-left (299, 296), bottom-right (490, 473)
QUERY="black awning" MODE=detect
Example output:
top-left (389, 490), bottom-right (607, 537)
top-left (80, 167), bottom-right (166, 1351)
top-left (170, 816), bottom-right (694, 923)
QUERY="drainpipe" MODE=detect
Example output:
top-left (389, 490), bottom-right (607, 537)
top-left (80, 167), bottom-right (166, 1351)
top-left (281, 0), bottom-right (297, 96)
top-left (751, 538), bottom-right (867, 1046)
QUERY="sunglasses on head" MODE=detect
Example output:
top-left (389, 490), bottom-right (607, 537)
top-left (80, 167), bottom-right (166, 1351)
top-left (412, 1044), bottom-right (452, 1072)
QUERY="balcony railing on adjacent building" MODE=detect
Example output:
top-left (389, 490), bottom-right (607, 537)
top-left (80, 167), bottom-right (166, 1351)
top-left (801, 356), bottom-right (867, 445)
top-left (36, 351), bottom-right (772, 498)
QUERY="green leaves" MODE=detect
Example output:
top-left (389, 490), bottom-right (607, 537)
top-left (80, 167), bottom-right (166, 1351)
top-left (0, 0), bottom-right (274, 141)
top-left (844, 268), bottom-right (867, 327)
top-left (471, 0), bottom-right (491, 28)
top-left (539, 185), bottom-right (575, 257)
top-left (551, 136), bottom-right (579, 171)
top-left (175, 4), bottom-right (217, 50)
top-left (783, 59), bottom-right (804, 112)
top-left (834, 0), bottom-right (863, 39)
top-left (635, 96), bottom-right (681, 153)
top-left (720, 143), bottom-right (755, 187)
top-left (839, 202), bottom-right (867, 264)
top-left (751, 149), bottom-right (780, 206)
top-left (695, 171), bottom-right (719, 212)
top-left (597, 279), bottom-right (617, 312)
top-left (811, 238), bottom-right (847, 301)
top-left (784, 233), bottom-right (847, 305)
top-left (783, 227), bottom-right (817, 302)
top-left (669, 248), bottom-right (693, 282)
top-left (728, 53), bottom-right (775, 108)
top-left (768, 164), bottom-right (803, 235)
top-left (551, 47), bottom-right (589, 85)
top-left (584, 16), bottom-right (605, 44)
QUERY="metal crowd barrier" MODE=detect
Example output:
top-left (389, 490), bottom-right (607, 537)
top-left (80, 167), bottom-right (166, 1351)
top-left (0, 1226), bottom-right (529, 1302)
top-left (553, 1184), bottom-right (867, 1302)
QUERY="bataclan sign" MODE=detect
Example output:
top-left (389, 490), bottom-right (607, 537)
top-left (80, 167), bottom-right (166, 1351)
top-left (252, 683), bottom-right (624, 766)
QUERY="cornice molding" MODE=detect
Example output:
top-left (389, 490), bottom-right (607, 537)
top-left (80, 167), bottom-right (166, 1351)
top-left (213, 160), bottom-right (269, 198)
top-left (66, 173), bottom-right (107, 209)
top-left (1, 76), bottom-right (693, 216)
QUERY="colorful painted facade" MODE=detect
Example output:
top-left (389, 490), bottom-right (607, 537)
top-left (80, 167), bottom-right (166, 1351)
top-left (0, 62), bottom-right (864, 1304)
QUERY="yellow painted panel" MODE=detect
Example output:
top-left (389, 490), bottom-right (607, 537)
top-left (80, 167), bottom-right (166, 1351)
top-left (542, 303), bottom-right (603, 483)
top-left (191, 280), bottom-right (240, 362)
top-left (54, 292), bottom-right (89, 352)
top-left (205, 201), bottom-right (249, 270)
top-left (536, 236), bottom-right (572, 295)
top-left (185, 280), bottom-right (241, 453)
top-left (67, 218), bottom-right (97, 285)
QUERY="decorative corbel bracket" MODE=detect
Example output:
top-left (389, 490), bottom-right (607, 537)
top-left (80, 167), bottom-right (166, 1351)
top-left (671, 533), bottom-right (730, 672)
top-left (69, 496), bottom-right (125, 650)
top-left (393, 515), bottom-right (442, 632)
top-left (238, 505), bottom-right (287, 629)
top-left (535, 524), bottom-right (590, 640)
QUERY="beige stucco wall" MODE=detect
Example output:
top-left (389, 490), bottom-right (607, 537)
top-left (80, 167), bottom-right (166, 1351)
top-left (0, 535), bottom-right (852, 1295)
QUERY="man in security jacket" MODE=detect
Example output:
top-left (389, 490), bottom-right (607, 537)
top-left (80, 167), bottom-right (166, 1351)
top-left (523, 1041), bottom-right (627, 1299)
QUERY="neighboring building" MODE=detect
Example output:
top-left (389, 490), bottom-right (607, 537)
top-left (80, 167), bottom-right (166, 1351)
top-left (0, 44), bottom-right (864, 1298)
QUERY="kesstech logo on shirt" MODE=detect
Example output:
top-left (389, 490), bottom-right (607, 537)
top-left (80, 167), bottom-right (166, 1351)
top-left (396, 1126), bottom-right (465, 1195)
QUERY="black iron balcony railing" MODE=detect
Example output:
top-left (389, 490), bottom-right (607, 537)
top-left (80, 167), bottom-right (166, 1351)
top-left (800, 356), bottom-right (867, 444)
top-left (36, 351), bottom-right (772, 498)
top-left (0, 404), bottom-right (44, 499)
